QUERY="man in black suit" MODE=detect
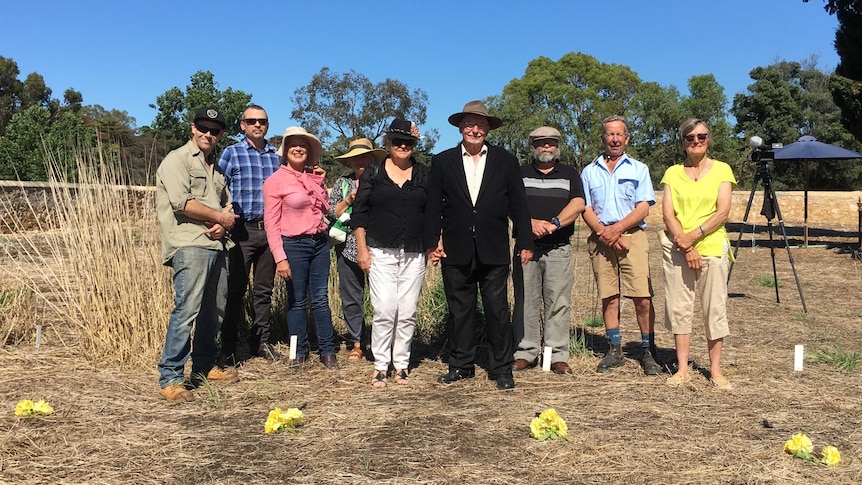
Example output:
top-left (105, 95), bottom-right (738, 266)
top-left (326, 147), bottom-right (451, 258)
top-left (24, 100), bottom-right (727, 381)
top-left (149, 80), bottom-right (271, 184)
top-left (424, 100), bottom-right (534, 390)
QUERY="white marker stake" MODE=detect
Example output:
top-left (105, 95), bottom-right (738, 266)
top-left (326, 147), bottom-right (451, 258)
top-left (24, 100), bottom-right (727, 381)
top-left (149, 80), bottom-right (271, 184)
top-left (542, 346), bottom-right (552, 372)
top-left (289, 335), bottom-right (298, 360)
top-left (794, 345), bottom-right (804, 372)
top-left (35, 325), bottom-right (42, 350)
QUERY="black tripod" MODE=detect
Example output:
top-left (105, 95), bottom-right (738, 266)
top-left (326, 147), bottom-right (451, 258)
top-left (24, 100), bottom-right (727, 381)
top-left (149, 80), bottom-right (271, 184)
top-left (728, 159), bottom-right (808, 313)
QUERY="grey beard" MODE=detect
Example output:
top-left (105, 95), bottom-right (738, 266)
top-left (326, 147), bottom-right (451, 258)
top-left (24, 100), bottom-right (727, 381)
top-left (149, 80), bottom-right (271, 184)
top-left (535, 151), bottom-right (558, 163)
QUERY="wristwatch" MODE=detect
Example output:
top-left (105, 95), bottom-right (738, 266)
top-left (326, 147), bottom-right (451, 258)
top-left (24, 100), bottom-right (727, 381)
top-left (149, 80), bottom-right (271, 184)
top-left (550, 217), bottom-right (561, 230)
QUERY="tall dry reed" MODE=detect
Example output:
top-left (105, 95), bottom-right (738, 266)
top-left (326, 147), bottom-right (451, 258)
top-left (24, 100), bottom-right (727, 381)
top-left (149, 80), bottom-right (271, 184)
top-left (4, 141), bottom-right (171, 367)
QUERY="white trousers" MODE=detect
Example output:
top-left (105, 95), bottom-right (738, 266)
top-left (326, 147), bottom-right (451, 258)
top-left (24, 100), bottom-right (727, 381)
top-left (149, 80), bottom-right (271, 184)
top-left (369, 246), bottom-right (426, 371)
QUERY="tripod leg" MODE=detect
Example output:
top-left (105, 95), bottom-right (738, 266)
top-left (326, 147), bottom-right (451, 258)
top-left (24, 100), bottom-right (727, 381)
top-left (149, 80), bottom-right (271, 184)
top-left (766, 183), bottom-right (809, 313)
top-left (767, 222), bottom-right (780, 304)
top-left (728, 172), bottom-right (761, 284)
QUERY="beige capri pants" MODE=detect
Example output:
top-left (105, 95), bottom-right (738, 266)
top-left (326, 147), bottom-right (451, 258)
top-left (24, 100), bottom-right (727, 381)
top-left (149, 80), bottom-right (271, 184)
top-left (659, 230), bottom-right (730, 340)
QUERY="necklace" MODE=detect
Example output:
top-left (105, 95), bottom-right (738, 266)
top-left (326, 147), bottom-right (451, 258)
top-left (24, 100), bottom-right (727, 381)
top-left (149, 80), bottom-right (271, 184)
top-left (685, 159), bottom-right (710, 181)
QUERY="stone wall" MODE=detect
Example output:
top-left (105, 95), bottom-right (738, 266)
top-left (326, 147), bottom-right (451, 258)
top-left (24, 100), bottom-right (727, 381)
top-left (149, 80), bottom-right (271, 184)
top-left (646, 190), bottom-right (862, 231)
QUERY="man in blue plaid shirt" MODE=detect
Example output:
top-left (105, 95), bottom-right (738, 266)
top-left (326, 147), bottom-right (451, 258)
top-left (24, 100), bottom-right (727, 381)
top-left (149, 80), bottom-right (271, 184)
top-left (218, 104), bottom-right (282, 363)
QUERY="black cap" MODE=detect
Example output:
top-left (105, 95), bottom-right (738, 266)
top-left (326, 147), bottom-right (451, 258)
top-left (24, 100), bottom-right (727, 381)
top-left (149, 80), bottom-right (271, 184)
top-left (193, 107), bottom-right (226, 128)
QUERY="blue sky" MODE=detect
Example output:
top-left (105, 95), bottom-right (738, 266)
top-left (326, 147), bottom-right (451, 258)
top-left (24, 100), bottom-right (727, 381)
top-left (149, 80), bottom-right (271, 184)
top-left (0, 0), bottom-right (840, 149)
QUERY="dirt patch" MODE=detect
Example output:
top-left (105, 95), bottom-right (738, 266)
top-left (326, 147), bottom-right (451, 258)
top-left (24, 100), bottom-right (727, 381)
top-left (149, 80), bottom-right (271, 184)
top-left (1, 227), bottom-right (861, 484)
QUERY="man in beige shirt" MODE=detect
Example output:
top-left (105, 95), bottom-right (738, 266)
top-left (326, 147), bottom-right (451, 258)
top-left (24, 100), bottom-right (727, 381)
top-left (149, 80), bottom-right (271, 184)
top-left (155, 107), bottom-right (240, 402)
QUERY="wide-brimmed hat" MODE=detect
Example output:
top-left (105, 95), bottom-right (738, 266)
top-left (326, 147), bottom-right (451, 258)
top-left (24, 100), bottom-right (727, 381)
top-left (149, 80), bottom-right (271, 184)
top-left (529, 126), bottom-right (562, 142)
top-left (193, 107), bottom-right (226, 129)
top-left (277, 126), bottom-right (322, 164)
top-left (447, 100), bottom-right (502, 130)
top-left (385, 119), bottom-right (420, 141)
top-left (334, 138), bottom-right (388, 167)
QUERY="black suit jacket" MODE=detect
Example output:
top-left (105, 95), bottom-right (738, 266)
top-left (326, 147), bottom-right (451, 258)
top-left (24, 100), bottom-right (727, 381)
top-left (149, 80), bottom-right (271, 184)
top-left (424, 143), bottom-right (533, 266)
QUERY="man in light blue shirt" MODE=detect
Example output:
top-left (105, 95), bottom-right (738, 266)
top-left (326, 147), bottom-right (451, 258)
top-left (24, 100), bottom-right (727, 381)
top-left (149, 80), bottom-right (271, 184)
top-left (580, 115), bottom-right (661, 375)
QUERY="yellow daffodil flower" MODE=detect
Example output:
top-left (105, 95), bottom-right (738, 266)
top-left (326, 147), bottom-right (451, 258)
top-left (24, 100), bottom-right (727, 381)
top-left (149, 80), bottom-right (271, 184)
top-left (530, 408), bottom-right (569, 441)
top-left (32, 400), bottom-right (53, 415)
top-left (784, 433), bottom-right (813, 455)
top-left (15, 399), bottom-right (34, 416)
top-left (821, 446), bottom-right (840, 466)
top-left (264, 407), bottom-right (304, 434)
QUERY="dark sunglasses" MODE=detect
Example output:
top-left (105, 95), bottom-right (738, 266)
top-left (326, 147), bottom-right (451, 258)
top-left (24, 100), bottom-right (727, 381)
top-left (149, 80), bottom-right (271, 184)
top-left (391, 138), bottom-right (417, 147)
top-left (242, 118), bottom-right (268, 125)
top-left (195, 123), bottom-right (223, 136)
top-left (684, 133), bottom-right (708, 143)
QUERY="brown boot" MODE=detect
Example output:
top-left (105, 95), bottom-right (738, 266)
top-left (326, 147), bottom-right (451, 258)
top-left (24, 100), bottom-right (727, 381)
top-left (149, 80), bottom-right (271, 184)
top-left (159, 384), bottom-right (194, 402)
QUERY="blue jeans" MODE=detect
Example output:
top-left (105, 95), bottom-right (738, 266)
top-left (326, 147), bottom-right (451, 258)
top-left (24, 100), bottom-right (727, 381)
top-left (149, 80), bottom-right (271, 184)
top-left (158, 247), bottom-right (228, 387)
top-left (283, 235), bottom-right (336, 357)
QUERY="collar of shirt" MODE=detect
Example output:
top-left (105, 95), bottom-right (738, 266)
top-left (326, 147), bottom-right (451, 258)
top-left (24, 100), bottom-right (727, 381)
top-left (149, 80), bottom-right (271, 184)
top-left (460, 143), bottom-right (488, 158)
top-left (593, 152), bottom-right (631, 171)
top-left (241, 137), bottom-right (277, 154)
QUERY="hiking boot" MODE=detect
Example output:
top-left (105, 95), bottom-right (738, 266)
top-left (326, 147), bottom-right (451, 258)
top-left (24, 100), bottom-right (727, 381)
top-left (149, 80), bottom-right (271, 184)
top-left (639, 350), bottom-right (662, 375)
top-left (206, 366), bottom-right (239, 383)
top-left (596, 346), bottom-right (625, 373)
top-left (159, 384), bottom-right (195, 402)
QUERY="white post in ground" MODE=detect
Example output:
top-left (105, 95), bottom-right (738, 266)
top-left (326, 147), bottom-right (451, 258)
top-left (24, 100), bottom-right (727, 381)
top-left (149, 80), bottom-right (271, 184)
top-left (794, 345), bottom-right (804, 372)
top-left (35, 325), bottom-right (42, 350)
top-left (542, 346), bottom-right (552, 372)
top-left (289, 335), bottom-right (298, 360)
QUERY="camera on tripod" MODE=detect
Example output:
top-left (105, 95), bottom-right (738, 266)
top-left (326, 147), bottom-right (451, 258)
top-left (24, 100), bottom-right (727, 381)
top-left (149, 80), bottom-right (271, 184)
top-left (748, 136), bottom-right (782, 163)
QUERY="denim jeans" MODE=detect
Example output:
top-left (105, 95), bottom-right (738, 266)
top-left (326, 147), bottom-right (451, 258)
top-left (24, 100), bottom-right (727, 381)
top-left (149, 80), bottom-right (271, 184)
top-left (158, 247), bottom-right (228, 387)
top-left (282, 235), bottom-right (336, 357)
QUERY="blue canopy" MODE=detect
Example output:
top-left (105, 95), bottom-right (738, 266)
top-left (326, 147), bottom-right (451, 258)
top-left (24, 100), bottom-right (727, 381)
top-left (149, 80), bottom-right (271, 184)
top-left (774, 135), bottom-right (862, 161)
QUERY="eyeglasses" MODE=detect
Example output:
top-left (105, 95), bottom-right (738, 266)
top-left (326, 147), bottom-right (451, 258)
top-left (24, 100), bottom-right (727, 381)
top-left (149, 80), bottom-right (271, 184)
top-left (684, 133), bottom-right (709, 143)
top-left (194, 123), bottom-right (223, 136)
top-left (242, 118), bottom-right (268, 125)
top-left (460, 121), bottom-right (489, 130)
top-left (532, 139), bottom-right (559, 147)
top-left (391, 138), bottom-right (416, 147)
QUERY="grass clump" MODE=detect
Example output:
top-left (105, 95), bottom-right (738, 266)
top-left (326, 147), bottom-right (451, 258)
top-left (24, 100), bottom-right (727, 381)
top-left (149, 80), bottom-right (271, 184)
top-left (810, 344), bottom-right (861, 371)
top-left (757, 275), bottom-right (780, 288)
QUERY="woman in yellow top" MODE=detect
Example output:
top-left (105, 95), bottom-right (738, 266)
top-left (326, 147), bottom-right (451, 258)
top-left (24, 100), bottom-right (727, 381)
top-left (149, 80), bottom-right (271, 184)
top-left (659, 118), bottom-right (737, 390)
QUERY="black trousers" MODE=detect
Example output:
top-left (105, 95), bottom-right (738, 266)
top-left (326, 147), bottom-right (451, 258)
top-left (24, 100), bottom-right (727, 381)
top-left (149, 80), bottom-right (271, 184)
top-left (221, 223), bottom-right (276, 356)
top-left (441, 249), bottom-right (513, 376)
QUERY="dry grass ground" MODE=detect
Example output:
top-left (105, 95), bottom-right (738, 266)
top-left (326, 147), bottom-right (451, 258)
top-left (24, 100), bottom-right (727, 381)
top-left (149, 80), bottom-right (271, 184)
top-left (2, 224), bottom-right (861, 484)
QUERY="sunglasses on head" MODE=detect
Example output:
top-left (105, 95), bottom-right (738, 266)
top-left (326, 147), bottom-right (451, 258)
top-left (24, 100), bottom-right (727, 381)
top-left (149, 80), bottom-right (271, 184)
top-left (242, 118), bottom-right (268, 125)
top-left (391, 138), bottom-right (416, 147)
top-left (195, 123), bottom-right (223, 136)
top-left (684, 133), bottom-right (708, 143)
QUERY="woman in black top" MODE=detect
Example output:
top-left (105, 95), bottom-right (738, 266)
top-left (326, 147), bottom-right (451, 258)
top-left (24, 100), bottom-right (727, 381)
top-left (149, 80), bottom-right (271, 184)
top-left (352, 119), bottom-right (428, 388)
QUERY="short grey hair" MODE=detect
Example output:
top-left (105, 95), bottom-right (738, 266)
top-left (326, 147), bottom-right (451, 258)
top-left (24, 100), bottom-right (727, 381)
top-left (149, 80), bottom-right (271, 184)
top-left (601, 115), bottom-right (629, 136)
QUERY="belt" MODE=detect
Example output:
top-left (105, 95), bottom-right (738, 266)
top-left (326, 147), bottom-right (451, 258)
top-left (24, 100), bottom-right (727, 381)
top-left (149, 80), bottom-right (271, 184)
top-left (286, 232), bottom-right (326, 241)
top-left (244, 220), bottom-right (264, 229)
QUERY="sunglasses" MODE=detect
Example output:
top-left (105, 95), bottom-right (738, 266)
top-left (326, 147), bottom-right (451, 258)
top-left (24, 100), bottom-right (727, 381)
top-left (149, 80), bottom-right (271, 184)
top-left (391, 138), bottom-right (417, 147)
top-left (195, 123), bottom-right (223, 136)
top-left (684, 133), bottom-right (709, 143)
top-left (532, 139), bottom-right (559, 147)
top-left (242, 118), bottom-right (268, 125)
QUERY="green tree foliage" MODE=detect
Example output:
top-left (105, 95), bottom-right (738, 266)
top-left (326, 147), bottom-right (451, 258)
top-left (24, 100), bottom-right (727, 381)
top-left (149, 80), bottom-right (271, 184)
top-left (291, 67), bottom-right (438, 177)
top-left (731, 59), bottom-right (862, 190)
top-left (147, 71), bottom-right (251, 149)
top-left (628, 81), bottom-right (684, 172)
top-left (486, 53), bottom-right (644, 169)
top-left (20, 73), bottom-right (51, 110)
top-left (63, 88), bottom-right (83, 112)
top-left (0, 56), bottom-right (23, 136)
top-left (0, 106), bottom-right (52, 180)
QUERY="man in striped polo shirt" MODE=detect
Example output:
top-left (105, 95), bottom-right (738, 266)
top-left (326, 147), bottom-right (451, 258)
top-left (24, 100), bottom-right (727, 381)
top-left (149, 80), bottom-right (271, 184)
top-left (512, 126), bottom-right (585, 375)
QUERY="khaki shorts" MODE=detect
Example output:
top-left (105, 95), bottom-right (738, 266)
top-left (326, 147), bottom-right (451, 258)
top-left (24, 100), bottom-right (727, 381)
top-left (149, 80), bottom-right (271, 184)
top-left (658, 230), bottom-right (730, 340)
top-left (587, 228), bottom-right (653, 300)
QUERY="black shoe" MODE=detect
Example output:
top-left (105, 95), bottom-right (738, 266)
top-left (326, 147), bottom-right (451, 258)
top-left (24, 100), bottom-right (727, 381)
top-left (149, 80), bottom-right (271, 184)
top-left (320, 354), bottom-right (338, 369)
top-left (596, 349), bottom-right (625, 373)
top-left (288, 354), bottom-right (308, 372)
top-left (639, 350), bottom-right (662, 375)
top-left (217, 352), bottom-right (237, 369)
top-left (256, 343), bottom-right (283, 362)
top-left (488, 372), bottom-right (515, 390)
top-left (437, 367), bottom-right (475, 384)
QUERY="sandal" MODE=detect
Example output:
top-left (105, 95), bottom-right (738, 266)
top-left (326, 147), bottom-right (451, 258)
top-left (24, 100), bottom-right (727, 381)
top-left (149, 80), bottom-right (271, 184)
top-left (666, 372), bottom-right (691, 387)
top-left (711, 375), bottom-right (732, 390)
top-left (394, 369), bottom-right (410, 385)
top-left (371, 370), bottom-right (387, 388)
top-left (348, 344), bottom-right (363, 361)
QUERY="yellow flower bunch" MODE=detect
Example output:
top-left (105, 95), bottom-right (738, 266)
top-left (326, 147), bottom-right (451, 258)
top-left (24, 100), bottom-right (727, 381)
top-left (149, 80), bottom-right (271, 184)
top-left (530, 408), bottom-right (568, 441)
top-left (820, 446), bottom-right (841, 467)
top-left (264, 407), bottom-right (303, 434)
top-left (15, 399), bottom-right (54, 417)
top-left (783, 433), bottom-right (840, 466)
